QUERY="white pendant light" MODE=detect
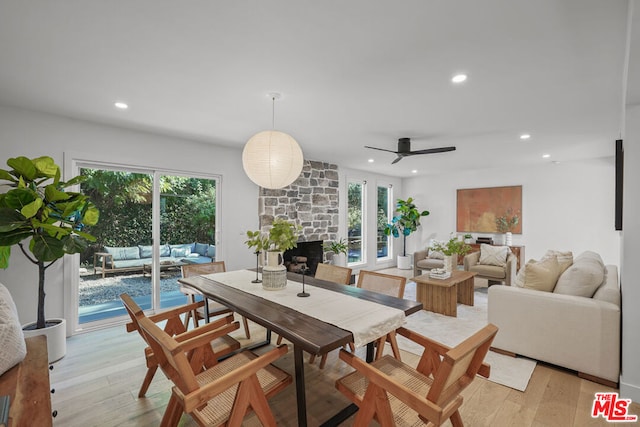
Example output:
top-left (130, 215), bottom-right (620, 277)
top-left (242, 93), bottom-right (304, 189)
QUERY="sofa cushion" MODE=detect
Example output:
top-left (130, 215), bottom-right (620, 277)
top-left (105, 246), bottom-right (141, 261)
top-left (554, 252), bottom-right (605, 298)
top-left (479, 244), bottom-right (508, 267)
top-left (0, 283), bottom-right (27, 376)
top-left (160, 244), bottom-right (171, 257)
top-left (194, 242), bottom-right (210, 257)
top-left (522, 256), bottom-right (561, 292)
top-left (416, 258), bottom-right (445, 270)
top-left (427, 249), bottom-right (444, 260)
top-left (514, 259), bottom-right (534, 288)
top-left (469, 264), bottom-right (506, 279)
top-left (171, 247), bottom-right (191, 258)
top-left (542, 250), bottom-right (573, 273)
top-left (138, 245), bottom-right (153, 259)
top-left (592, 266), bottom-right (620, 306)
top-left (207, 245), bottom-right (216, 258)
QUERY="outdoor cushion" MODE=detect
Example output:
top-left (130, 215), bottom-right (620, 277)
top-left (207, 245), bottom-right (216, 258)
top-left (194, 242), bottom-right (209, 256)
top-left (160, 244), bottom-right (171, 257)
top-left (105, 246), bottom-right (141, 261)
top-left (171, 247), bottom-right (190, 257)
top-left (138, 245), bottom-right (153, 259)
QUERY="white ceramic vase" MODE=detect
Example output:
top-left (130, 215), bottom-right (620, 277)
top-left (505, 232), bottom-right (513, 246)
top-left (443, 255), bottom-right (456, 272)
top-left (22, 318), bottom-right (67, 363)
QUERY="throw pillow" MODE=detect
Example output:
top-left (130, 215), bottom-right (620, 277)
top-left (541, 250), bottom-right (573, 273)
top-left (479, 244), bottom-right (508, 267)
top-left (554, 254), bottom-right (605, 298)
top-left (206, 245), bottom-right (216, 258)
top-left (171, 247), bottom-right (191, 258)
top-left (0, 283), bottom-right (27, 376)
top-left (523, 256), bottom-right (561, 292)
top-left (428, 249), bottom-right (445, 260)
top-left (514, 259), bottom-right (535, 288)
top-left (194, 242), bottom-right (209, 257)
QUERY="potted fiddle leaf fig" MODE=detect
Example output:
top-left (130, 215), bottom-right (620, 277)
top-left (0, 156), bottom-right (99, 362)
top-left (384, 197), bottom-right (429, 269)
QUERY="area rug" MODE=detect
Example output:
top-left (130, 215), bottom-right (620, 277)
top-left (398, 282), bottom-right (536, 392)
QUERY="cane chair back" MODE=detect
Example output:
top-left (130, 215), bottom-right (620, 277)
top-left (336, 324), bottom-right (498, 427)
top-left (180, 261), bottom-right (251, 339)
top-left (314, 263), bottom-right (353, 285)
top-left (137, 316), bottom-right (292, 427)
top-left (120, 293), bottom-right (240, 398)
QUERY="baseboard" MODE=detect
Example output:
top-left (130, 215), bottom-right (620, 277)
top-left (490, 347), bottom-right (516, 357)
top-left (620, 378), bottom-right (640, 404)
top-left (578, 372), bottom-right (618, 389)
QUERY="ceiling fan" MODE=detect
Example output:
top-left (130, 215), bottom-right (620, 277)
top-left (365, 137), bottom-right (456, 164)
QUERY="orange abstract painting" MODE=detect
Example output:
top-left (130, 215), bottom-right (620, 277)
top-left (456, 186), bottom-right (522, 233)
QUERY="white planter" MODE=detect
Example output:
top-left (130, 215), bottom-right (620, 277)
top-left (22, 318), bottom-right (66, 363)
top-left (332, 253), bottom-right (347, 267)
top-left (397, 255), bottom-right (411, 270)
top-left (443, 255), bottom-right (456, 272)
top-left (262, 265), bottom-right (287, 290)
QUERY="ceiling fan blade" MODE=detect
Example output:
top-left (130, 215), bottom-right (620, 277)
top-left (391, 155), bottom-right (403, 164)
top-left (364, 145), bottom-right (399, 154)
top-left (406, 146), bottom-right (456, 155)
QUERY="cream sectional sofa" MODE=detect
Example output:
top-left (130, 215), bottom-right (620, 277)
top-left (488, 251), bottom-right (620, 385)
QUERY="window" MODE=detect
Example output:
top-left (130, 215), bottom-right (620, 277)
top-left (377, 185), bottom-right (392, 260)
top-left (347, 179), bottom-right (365, 264)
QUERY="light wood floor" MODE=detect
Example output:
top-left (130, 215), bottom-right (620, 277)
top-left (51, 269), bottom-right (638, 426)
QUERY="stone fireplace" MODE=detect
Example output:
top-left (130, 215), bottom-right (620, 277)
top-left (283, 240), bottom-right (324, 275)
top-left (258, 160), bottom-right (340, 267)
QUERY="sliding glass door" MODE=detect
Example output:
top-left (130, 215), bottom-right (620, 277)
top-left (76, 165), bottom-right (218, 327)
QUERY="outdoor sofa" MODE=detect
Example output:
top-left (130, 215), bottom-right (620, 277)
top-left (94, 242), bottom-right (216, 277)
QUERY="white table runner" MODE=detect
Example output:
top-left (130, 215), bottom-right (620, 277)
top-left (201, 270), bottom-right (406, 348)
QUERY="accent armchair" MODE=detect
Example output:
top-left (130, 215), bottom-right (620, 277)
top-left (464, 248), bottom-right (517, 286)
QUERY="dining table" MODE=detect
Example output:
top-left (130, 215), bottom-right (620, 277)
top-left (179, 269), bottom-right (423, 427)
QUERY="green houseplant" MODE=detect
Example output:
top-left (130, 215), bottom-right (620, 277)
top-left (324, 238), bottom-right (348, 266)
top-left (246, 218), bottom-right (301, 268)
top-left (384, 197), bottom-right (429, 269)
top-left (0, 156), bottom-right (99, 332)
top-left (431, 235), bottom-right (471, 272)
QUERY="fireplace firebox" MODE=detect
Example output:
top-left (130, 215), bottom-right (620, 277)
top-left (283, 240), bottom-right (323, 275)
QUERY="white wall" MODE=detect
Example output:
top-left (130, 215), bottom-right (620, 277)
top-left (402, 159), bottom-right (621, 265)
top-left (0, 105), bottom-right (259, 328)
top-left (621, 104), bottom-right (640, 402)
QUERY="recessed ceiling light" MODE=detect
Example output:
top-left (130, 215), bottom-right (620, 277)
top-left (451, 74), bottom-right (467, 83)
top-left (542, 154), bottom-right (551, 158)
top-left (520, 134), bottom-right (531, 140)
top-left (368, 159), bottom-right (374, 163)
top-left (552, 160), bottom-right (561, 165)
top-left (411, 170), bottom-right (418, 174)
top-left (114, 102), bottom-right (128, 110)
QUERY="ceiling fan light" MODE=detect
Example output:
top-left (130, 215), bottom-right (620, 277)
top-left (242, 130), bottom-right (304, 189)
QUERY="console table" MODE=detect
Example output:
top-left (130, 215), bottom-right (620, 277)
top-left (462, 244), bottom-right (525, 271)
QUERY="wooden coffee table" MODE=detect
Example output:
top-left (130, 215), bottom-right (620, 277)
top-left (411, 270), bottom-right (477, 317)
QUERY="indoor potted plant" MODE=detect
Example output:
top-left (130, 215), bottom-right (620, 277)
top-left (324, 238), bottom-right (348, 266)
top-left (432, 235), bottom-right (472, 272)
top-left (245, 230), bottom-right (270, 283)
top-left (0, 156), bottom-right (99, 362)
top-left (383, 197), bottom-right (429, 270)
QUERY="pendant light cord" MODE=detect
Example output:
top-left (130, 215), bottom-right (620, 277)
top-left (272, 96), bottom-right (275, 129)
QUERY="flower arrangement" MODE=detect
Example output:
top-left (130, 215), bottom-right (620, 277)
top-left (495, 208), bottom-right (520, 233)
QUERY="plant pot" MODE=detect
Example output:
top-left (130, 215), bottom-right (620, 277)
top-left (266, 251), bottom-right (284, 268)
top-left (397, 255), bottom-right (411, 270)
top-left (22, 318), bottom-right (66, 363)
top-left (443, 255), bottom-right (456, 272)
top-left (332, 253), bottom-right (347, 267)
top-left (262, 265), bottom-right (287, 290)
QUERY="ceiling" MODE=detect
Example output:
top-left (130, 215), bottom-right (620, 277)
top-left (0, 1), bottom-right (633, 177)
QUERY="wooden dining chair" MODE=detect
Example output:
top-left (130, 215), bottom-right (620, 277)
top-left (356, 270), bottom-right (407, 360)
top-left (120, 293), bottom-right (241, 398)
top-left (336, 324), bottom-right (498, 427)
top-left (180, 261), bottom-right (251, 339)
top-left (136, 315), bottom-right (292, 427)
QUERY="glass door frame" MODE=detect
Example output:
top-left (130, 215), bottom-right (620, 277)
top-left (64, 155), bottom-right (221, 334)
